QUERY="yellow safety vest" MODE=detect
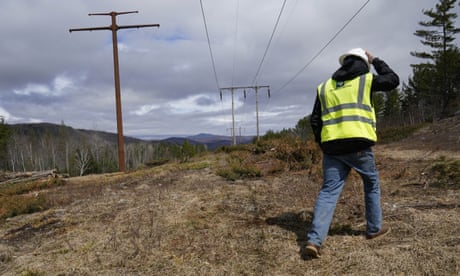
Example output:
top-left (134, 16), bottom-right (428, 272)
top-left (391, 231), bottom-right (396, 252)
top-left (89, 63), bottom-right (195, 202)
top-left (317, 73), bottom-right (377, 143)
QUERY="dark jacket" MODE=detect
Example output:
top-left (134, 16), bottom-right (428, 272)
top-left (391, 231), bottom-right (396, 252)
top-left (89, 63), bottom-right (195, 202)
top-left (310, 56), bottom-right (399, 155)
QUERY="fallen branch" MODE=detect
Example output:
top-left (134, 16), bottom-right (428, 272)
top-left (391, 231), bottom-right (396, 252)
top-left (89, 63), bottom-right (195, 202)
top-left (0, 169), bottom-right (58, 185)
top-left (400, 202), bottom-right (459, 210)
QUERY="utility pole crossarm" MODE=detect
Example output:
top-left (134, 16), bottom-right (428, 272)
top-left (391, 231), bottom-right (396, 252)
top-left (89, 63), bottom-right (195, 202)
top-left (220, 85), bottom-right (269, 91)
top-left (118, 24), bottom-right (160, 30)
top-left (69, 24), bottom-right (160, 33)
top-left (89, 11), bottom-right (138, 16)
top-left (69, 26), bottom-right (111, 32)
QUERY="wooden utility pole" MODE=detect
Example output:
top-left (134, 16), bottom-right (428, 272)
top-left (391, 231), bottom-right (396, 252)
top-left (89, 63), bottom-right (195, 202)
top-left (69, 11), bottom-right (160, 172)
top-left (220, 88), bottom-right (237, 145)
top-left (220, 85), bottom-right (270, 143)
top-left (248, 86), bottom-right (270, 141)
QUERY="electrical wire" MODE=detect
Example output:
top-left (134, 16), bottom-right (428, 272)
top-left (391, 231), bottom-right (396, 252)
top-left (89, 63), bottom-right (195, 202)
top-left (200, 0), bottom-right (231, 135)
top-left (199, 0), bottom-right (220, 91)
top-left (199, 0), bottom-right (370, 136)
top-left (257, 0), bottom-right (298, 124)
top-left (275, 0), bottom-right (371, 93)
top-left (232, 0), bottom-right (240, 86)
top-left (276, 0), bottom-right (299, 41)
top-left (252, 0), bottom-right (288, 86)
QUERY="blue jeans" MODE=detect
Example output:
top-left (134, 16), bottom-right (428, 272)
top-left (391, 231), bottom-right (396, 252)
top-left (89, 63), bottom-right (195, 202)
top-left (307, 148), bottom-right (382, 246)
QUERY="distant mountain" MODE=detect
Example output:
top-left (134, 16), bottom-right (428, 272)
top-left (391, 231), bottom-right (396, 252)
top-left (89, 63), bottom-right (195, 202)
top-left (8, 123), bottom-right (254, 151)
top-left (160, 133), bottom-right (254, 150)
top-left (9, 123), bottom-right (144, 145)
top-left (189, 133), bottom-right (254, 143)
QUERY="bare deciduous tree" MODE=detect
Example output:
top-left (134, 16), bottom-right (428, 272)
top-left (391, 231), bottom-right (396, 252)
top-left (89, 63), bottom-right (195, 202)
top-left (75, 148), bottom-right (91, 176)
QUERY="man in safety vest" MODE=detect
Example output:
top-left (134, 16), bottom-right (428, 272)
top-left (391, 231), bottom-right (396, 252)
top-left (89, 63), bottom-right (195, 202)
top-left (305, 48), bottom-right (399, 258)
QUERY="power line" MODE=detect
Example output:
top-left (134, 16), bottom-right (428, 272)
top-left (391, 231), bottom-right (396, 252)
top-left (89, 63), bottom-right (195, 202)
top-left (199, 0), bottom-right (220, 91)
top-left (276, 0), bottom-right (300, 41)
top-left (232, 0), bottom-right (240, 86)
top-left (252, 0), bottom-right (288, 85)
top-left (275, 0), bottom-right (371, 93)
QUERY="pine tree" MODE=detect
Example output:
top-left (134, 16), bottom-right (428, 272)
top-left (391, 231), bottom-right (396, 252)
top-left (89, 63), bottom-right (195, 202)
top-left (384, 90), bottom-right (401, 116)
top-left (0, 117), bottom-right (12, 169)
top-left (294, 116), bottom-right (313, 141)
top-left (409, 0), bottom-right (460, 118)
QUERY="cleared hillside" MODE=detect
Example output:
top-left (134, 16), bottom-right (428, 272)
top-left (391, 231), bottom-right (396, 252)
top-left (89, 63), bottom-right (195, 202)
top-left (0, 118), bottom-right (459, 275)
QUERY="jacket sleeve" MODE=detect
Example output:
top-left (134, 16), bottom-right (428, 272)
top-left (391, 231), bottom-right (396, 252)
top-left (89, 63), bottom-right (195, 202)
top-left (370, 57), bottom-right (400, 92)
top-left (310, 95), bottom-right (323, 143)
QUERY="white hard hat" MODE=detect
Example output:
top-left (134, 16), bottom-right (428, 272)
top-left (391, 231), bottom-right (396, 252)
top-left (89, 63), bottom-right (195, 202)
top-left (339, 48), bottom-right (369, 68)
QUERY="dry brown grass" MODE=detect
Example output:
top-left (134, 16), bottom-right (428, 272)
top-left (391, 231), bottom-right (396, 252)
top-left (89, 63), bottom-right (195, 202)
top-left (0, 120), bottom-right (459, 275)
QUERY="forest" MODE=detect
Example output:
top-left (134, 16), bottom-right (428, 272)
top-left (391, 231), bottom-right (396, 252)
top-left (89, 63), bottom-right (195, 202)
top-left (0, 122), bottom-right (206, 176)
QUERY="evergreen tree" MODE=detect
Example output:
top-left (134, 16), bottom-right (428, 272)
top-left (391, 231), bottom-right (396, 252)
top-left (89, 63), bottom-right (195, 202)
top-left (400, 83), bottom-right (422, 125)
top-left (0, 117), bottom-right (12, 168)
top-left (383, 89), bottom-right (402, 120)
top-left (294, 116), bottom-right (313, 141)
top-left (409, 0), bottom-right (460, 118)
top-left (372, 93), bottom-right (385, 120)
top-left (181, 140), bottom-right (196, 162)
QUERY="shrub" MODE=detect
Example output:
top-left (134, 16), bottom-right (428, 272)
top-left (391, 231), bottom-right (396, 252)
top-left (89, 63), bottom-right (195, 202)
top-left (0, 178), bottom-right (62, 220)
top-left (429, 157), bottom-right (460, 189)
top-left (257, 135), bottom-right (321, 172)
top-left (216, 132), bottom-right (322, 180)
top-left (0, 194), bottom-right (49, 220)
top-left (217, 151), bottom-right (261, 181)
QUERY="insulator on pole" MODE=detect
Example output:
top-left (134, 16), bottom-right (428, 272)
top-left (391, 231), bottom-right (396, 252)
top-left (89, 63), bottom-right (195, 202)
top-left (268, 88), bottom-right (271, 98)
top-left (244, 89), bottom-right (246, 98)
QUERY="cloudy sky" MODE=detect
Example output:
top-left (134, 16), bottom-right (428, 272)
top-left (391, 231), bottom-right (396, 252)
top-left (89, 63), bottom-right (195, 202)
top-left (0, 0), bottom-right (457, 139)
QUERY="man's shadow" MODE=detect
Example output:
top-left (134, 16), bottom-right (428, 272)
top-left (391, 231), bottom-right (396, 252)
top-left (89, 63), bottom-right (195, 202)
top-left (265, 210), bottom-right (363, 260)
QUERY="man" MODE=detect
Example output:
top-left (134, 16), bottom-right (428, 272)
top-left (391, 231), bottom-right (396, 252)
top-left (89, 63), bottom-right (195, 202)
top-left (305, 48), bottom-right (399, 258)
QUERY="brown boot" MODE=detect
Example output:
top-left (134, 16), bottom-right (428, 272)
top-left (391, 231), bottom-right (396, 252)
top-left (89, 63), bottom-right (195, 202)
top-left (304, 243), bottom-right (321, 258)
top-left (366, 224), bottom-right (391, 240)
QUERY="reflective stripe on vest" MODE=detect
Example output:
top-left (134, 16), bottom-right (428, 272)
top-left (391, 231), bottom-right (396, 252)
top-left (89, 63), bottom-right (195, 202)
top-left (317, 73), bottom-right (377, 142)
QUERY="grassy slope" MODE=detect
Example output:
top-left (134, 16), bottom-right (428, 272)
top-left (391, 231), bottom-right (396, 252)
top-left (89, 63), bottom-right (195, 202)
top-left (0, 120), bottom-right (459, 275)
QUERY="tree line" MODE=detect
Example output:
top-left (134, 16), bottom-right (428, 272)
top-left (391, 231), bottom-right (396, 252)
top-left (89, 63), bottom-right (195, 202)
top-left (0, 121), bottom-right (205, 176)
top-left (385, 0), bottom-right (460, 125)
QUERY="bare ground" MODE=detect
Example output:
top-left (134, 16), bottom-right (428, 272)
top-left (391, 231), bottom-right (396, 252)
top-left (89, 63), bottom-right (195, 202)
top-left (0, 118), bottom-right (459, 275)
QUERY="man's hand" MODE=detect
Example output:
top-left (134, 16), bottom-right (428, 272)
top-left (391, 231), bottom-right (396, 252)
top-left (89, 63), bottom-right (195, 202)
top-left (365, 50), bottom-right (374, 64)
